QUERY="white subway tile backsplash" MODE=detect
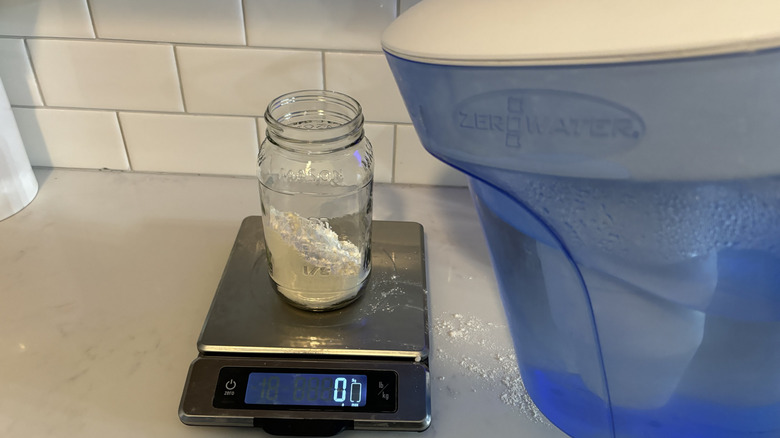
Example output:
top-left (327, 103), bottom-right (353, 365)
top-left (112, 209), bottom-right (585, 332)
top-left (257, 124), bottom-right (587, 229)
top-left (0, 0), bottom-right (94, 38)
top-left (0, 38), bottom-right (43, 106)
top-left (90, 0), bottom-right (245, 45)
top-left (12, 107), bottom-right (128, 169)
top-left (120, 112), bottom-right (258, 176)
top-left (177, 46), bottom-right (322, 116)
top-left (2, 1), bottom-right (458, 186)
top-left (394, 124), bottom-right (468, 187)
top-left (325, 52), bottom-right (411, 124)
top-left (27, 39), bottom-right (183, 112)
top-left (364, 123), bottom-right (394, 184)
top-left (244, 0), bottom-right (394, 51)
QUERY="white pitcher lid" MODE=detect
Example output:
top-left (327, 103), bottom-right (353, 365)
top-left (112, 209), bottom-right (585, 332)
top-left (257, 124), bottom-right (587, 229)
top-left (382, 0), bottom-right (780, 66)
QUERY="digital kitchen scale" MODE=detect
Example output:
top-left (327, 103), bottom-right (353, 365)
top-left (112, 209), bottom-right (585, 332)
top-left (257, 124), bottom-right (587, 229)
top-left (179, 216), bottom-right (431, 436)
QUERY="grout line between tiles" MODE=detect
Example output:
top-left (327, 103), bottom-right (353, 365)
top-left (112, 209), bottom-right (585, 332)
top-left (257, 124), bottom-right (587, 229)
top-left (0, 35), bottom-right (384, 55)
top-left (33, 165), bottom-right (444, 187)
top-left (321, 51), bottom-right (327, 90)
top-left (9, 104), bottom-right (410, 126)
top-left (256, 117), bottom-right (262, 142)
top-left (172, 46), bottom-right (189, 112)
top-left (114, 112), bottom-right (134, 170)
top-left (33, 166), bottom-right (261, 181)
top-left (240, 0), bottom-right (249, 46)
top-left (391, 124), bottom-right (398, 183)
top-left (255, 116), bottom-right (264, 161)
top-left (22, 39), bottom-right (47, 106)
top-left (11, 104), bottom-right (256, 119)
top-left (84, 0), bottom-right (98, 38)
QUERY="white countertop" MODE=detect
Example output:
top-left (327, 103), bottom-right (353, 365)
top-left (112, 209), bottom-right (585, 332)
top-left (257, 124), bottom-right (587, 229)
top-left (0, 169), bottom-right (567, 438)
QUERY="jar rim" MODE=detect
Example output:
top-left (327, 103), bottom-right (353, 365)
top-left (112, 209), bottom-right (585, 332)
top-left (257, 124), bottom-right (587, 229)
top-left (264, 90), bottom-right (365, 152)
top-left (265, 89), bottom-right (363, 131)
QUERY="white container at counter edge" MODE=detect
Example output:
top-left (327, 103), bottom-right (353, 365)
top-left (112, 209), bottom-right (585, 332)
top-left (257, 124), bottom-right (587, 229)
top-left (0, 77), bottom-right (37, 220)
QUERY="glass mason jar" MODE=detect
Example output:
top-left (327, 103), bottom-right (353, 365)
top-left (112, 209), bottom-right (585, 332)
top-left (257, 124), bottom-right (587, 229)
top-left (257, 90), bottom-right (374, 311)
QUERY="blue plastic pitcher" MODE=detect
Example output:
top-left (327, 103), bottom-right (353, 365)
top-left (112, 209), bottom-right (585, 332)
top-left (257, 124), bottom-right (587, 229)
top-left (383, 1), bottom-right (780, 437)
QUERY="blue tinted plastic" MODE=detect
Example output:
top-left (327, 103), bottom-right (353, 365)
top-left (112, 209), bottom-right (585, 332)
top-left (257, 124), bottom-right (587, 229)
top-left (386, 50), bottom-right (780, 437)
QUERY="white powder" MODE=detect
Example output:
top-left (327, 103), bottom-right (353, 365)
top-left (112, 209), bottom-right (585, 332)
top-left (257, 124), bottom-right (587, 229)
top-left (364, 285), bottom-right (403, 314)
top-left (434, 313), bottom-right (549, 425)
top-left (269, 207), bottom-right (361, 276)
top-left (264, 208), bottom-right (367, 308)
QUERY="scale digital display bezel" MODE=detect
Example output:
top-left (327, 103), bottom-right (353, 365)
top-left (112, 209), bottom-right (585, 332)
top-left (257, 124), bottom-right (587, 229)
top-left (244, 371), bottom-right (368, 407)
top-left (213, 366), bottom-right (398, 413)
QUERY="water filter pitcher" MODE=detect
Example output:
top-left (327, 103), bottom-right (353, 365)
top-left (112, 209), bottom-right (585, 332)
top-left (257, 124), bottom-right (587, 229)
top-left (383, 1), bottom-right (780, 436)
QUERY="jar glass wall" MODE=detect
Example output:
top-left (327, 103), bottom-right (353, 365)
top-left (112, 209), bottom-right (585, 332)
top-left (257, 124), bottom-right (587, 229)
top-left (257, 90), bottom-right (374, 311)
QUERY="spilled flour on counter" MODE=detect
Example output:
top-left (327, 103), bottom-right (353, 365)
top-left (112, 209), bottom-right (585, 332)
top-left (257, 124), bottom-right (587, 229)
top-left (433, 313), bottom-right (548, 425)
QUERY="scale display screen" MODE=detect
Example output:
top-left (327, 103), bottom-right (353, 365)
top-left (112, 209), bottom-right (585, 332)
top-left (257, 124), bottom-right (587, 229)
top-left (212, 366), bottom-right (398, 413)
top-left (245, 372), bottom-right (368, 407)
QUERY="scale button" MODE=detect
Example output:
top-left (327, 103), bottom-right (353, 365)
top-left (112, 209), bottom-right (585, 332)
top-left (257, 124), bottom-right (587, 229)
top-left (225, 379), bottom-right (237, 390)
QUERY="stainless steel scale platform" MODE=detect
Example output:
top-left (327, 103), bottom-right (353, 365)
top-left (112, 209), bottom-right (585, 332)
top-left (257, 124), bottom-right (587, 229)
top-left (179, 216), bottom-right (431, 436)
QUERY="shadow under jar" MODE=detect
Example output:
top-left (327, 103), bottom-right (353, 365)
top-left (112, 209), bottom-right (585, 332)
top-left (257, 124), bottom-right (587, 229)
top-left (257, 90), bottom-right (374, 311)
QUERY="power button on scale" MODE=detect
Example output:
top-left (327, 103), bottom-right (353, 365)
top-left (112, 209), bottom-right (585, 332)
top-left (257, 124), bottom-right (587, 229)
top-left (222, 378), bottom-right (238, 400)
top-left (212, 374), bottom-right (244, 408)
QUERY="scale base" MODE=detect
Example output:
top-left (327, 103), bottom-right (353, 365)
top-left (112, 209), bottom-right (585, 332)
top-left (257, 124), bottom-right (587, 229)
top-left (179, 218), bottom-right (431, 435)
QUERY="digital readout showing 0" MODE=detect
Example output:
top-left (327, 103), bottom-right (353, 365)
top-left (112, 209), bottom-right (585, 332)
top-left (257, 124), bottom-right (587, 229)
top-left (245, 372), bottom-right (368, 407)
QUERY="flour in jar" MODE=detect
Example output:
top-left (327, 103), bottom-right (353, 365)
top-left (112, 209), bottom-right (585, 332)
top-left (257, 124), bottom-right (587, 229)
top-left (264, 207), bottom-right (368, 308)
